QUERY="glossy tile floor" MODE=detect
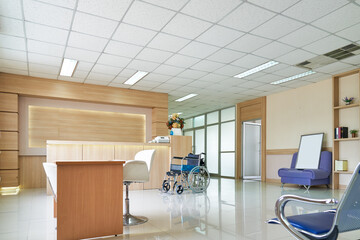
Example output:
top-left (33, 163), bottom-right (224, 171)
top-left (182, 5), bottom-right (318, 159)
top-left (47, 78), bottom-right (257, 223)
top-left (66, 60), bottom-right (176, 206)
top-left (1, 179), bottom-right (359, 240)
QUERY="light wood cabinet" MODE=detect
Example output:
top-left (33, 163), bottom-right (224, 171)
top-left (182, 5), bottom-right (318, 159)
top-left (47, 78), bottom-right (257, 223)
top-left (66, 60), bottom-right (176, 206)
top-left (0, 151), bottom-right (18, 169)
top-left (0, 92), bottom-right (18, 112)
top-left (332, 69), bottom-right (360, 189)
top-left (0, 112), bottom-right (18, 131)
top-left (0, 170), bottom-right (19, 187)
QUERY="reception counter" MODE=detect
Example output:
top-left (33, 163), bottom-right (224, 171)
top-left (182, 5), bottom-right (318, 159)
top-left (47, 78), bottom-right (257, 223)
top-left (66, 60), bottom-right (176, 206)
top-left (46, 136), bottom-right (192, 192)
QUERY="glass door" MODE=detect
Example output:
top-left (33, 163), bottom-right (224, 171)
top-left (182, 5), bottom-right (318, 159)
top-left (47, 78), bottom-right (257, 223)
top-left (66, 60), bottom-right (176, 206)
top-left (242, 122), bottom-right (261, 180)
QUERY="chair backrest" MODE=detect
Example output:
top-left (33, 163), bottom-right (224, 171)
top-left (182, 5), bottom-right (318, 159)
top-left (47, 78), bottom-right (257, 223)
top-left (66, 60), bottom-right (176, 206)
top-left (334, 162), bottom-right (360, 233)
top-left (43, 162), bottom-right (57, 199)
top-left (291, 151), bottom-right (332, 173)
top-left (134, 149), bottom-right (156, 173)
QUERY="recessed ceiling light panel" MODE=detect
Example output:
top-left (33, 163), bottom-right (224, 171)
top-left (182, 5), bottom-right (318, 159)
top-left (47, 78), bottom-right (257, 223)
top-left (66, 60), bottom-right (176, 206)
top-left (124, 71), bottom-right (149, 85)
top-left (60, 58), bottom-right (78, 77)
top-left (271, 70), bottom-right (316, 85)
top-left (175, 94), bottom-right (198, 102)
top-left (234, 61), bottom-right (279, 79)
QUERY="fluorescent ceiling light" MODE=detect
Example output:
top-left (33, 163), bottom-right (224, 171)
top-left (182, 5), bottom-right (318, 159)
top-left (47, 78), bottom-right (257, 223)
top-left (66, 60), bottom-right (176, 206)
top-left (60, 58), bottom-right (78, 77)
top-left (270, 70), bottom-right (316, 85)
top-left (175, 94), bottom-right (198, 102)
top-left (234, 61), bottom-right (279, 79)
top-left (124, 71), bottom-right (149, 85)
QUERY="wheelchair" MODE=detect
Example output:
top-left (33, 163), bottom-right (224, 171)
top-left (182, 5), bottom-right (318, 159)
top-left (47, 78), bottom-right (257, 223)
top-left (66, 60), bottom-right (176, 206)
top-left (162, 153), bottom-right (210, 194)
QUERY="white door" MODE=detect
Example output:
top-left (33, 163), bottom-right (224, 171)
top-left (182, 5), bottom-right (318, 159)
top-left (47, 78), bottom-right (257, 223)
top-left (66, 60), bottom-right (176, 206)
top-left (242, 122), bottom-right (261, 180)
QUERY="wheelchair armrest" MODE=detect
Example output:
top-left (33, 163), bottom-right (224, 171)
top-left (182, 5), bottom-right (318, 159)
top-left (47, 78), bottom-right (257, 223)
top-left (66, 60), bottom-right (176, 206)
top-left (275, 195), bottom-right (338, 240)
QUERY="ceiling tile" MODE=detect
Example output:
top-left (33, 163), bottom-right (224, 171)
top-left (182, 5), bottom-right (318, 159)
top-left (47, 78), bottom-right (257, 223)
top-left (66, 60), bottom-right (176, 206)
top-left (28, 53), bottom-right (62, 67)
top-left (111, 76), bottom-right (128, 84)
top-left (91, 64), bottom-right (122, 75)
top-left (123, 1), bottom-right (176, 31)
top-left (0, 16), bottom-right (24, 37)
top-left (136, 48), bottom-right (173, 63)
top-left (127, 59), bottom-right (160, 72)
top-left (237, 80), bottom-right (264, 88)
top-left (0, 34), bottom-right (26, 51)
top-left (143, 73), bottom-right (172, 83)
top-left (162, 14), bottom-right (212, 39)
top-left (72, 70), bottom-right (89, 78)
top-left (165, 54), bottom-right (200, 68)
top-left (275, 49), bottom-right (316, 65)
top-left (36, 0), bottom-right (77, 8)
top-left (23, 0), bottom-right (73, 29)
top-left (105, 40), bottom-right (143, 58)
top-left (142, 0), bottom-right (188, 11)
top-left (148, 33), bottom-right (190, 52)
top-left (76, 61), bottom-right (94, 71)
top-left (165, 77), bottom-right (194, 85)
top-left (278, 25), bottom-right (328, 48)
top-left (97, 53), bottom-right (131, 68)
top-left (58, 76), bottom-right (85, 83)
top-left (72, 12), bottom-right (118, 38)
top-left (29, 62), bottom-right (59, 74)
top-left (68, 32), bottom-right (108, 52)
top-left (198, 73), bottom-right (231, 82)
top-left (154, 83), bottom-right (183, 91)
top-left (187, 80), bottom-right (214, 88)
top-left (336, 23), bottom-right (360, 42)
top-left (108, 82), bottom-right (131, 88)
top-left (134, 80), bottom-right (162, 88)
top-left (0, 67), bottom-right (28, 75)
top-left (29, 71), bottom-right (58, 79)
top-left (191, 60), bottom-right (225, 72)
top-left (272, 66), bottom-right (306, 77)
top-left (26, 22), bottom-right (69, 45)
top-left (0, 48), bottom-right (27, 62)
top-left (65, 47), bottom-right (101, 62)
top-left (181, 0), bottom-right (242, 23)
top-left (77, 0), bottom-right (132, 21)
top-left (312, 4), bottom-right (360, 33)
top-left (221, 77), bottom-right (248, 86)
top-left (314, 61), bottom-right (354, 74)
top-left (0, 0), bottom-right (23, 19)
top-left (117, 68), bottom-right (137, 78)
top-left (231, 54), bottom-right (268, 68)
top-left (283, 0), bottom-right (348, 23)
top-left (177, 69), bottom-right (208, 79)
top-left (153, 64), bottom-right (185, 75)
top-left (261, 63), bottom-right (288, 74)
top-left (197, 25), bottom-right (244, 47)
top-left (302, 35), bottom-right (352, 55)
top-left (254, 73), bottom-right (283, 83)
top-left (87, 72), bottom-right (116, 81)
top-left (130, 85), bottom-right (153, 91)
top-left (219, 3), bottom-right (275, 32)
top-left (251, 15), bottom-right (304, 40)
top-left (207, 49), bottom-right (246, 64)
top-left (341, 54), bottom-right (360, 65)
top-left (281, 79), bottom-right (312, 89)
top-left (253, 41), bottom-right (295, 59)
top-left (248, 0), bottom-right (299, 13)
top-left (27, 39), bottom-right (65, 57)
top-left (112, 23), bottom-right (157, 46)
top-left (0, 59), bottom-right (27, 70)
top-left (227, 34), bottom-right (271, 53)
top-left (213, 65), bottom-right (246, 76)
top-left (84, 79), bottom-right (109, 86)
top-left (179, 41), bottom-right (220, 59)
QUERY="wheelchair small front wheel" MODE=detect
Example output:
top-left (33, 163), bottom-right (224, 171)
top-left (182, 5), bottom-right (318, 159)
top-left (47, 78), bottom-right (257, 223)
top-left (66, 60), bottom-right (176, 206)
top-left (162, 180), bottom-right (170, 192)
top-left (176, 185), bottom-right (184, 194)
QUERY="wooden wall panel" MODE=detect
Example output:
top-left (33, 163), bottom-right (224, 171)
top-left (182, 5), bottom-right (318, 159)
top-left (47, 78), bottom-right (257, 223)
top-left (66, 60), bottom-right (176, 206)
top-left (170, 136), bottom-right (192, 158)
top-left (0, 73), bottom-right (167, 109)
top-left (83, 145), bottom-right (114, 161)
top-left (0, 151), bottom-right (18, 169)
top-left (0, 132), bottom-right (18, 150)
top-left (152, 122), bottom-right (169, 138)
top-left (0, 92), bottom-right (18, 112)
top-left (0, 112), bottom-right (18, 131)
top-left (29, 106), bottom-right (146, 148)
top-left (19, 156), bottom-right (46, 188)
top-left (152, 108), bottom-right (168, 122)
top-left (0, 169), bottom-right (19, 187)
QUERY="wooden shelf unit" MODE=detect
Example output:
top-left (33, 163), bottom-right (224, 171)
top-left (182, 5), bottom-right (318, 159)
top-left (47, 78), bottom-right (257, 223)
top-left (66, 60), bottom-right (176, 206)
top-left (332, 69), bottom-right (360, 189)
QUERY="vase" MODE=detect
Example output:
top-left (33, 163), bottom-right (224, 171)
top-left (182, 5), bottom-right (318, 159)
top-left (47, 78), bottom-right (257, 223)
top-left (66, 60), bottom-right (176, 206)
top-left (346, 101), bottom-right (351, 105)
top-left (172, 128), bottom-right (182, 136)
top-left (352, 133), bottom-right (356, 138)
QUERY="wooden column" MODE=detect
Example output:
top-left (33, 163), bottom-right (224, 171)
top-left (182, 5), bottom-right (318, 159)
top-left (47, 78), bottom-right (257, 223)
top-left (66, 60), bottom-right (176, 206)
top-left (152, 107), bottom-right (169, 139)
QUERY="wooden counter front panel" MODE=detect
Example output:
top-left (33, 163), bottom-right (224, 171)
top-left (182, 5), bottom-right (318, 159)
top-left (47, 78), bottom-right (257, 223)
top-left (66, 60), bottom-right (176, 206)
top-left (144, 145), bottom-right (170, 189)
top-left (46, 144), bottom-right (83, 162)
top-left (0, 112), bottom-right (18, 131)
top-left (57, 163), bottom-right (123, 240)
top-left (83, 145), bottom-right (114, 161)
top-left (0, 151), bottom-right (18, 169)
top-left (0, 92), bottom-right (18, 112)
top-left (0, 169), bottom-right (19, 187)
top-left (0, 132), bottom-right (18, 150)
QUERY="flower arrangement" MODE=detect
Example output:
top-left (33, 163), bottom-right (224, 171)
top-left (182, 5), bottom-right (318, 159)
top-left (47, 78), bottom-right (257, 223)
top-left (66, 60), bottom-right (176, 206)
top-left (350, 129), bottom-right (358, 138)
top-left (166, 113), bottom-right (185, 130)
top-left (342, 96), bottom-right (354, 105)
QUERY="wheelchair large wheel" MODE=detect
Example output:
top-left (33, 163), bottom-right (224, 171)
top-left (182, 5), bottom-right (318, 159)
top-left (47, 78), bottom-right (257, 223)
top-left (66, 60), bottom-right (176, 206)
top-left (187, 166), bottom-right (210, 193)
top-left (162, 180), bottom-right (170, 192)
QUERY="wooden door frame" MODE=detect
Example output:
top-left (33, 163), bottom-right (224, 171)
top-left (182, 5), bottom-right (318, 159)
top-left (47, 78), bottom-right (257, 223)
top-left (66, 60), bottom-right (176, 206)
top-left (236, 97), bottom-right (266, 181)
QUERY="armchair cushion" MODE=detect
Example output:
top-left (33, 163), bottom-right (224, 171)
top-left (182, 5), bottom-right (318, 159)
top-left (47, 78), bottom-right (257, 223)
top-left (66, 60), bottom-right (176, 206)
top-left (123, 160), bottom-right (149, 182)
top-left (278, 168), bottom-right (330, 179)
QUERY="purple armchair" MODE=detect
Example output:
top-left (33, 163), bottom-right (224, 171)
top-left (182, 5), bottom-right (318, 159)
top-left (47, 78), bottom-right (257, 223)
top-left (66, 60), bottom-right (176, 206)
top-left (278, 151), bottom-right (332, 190)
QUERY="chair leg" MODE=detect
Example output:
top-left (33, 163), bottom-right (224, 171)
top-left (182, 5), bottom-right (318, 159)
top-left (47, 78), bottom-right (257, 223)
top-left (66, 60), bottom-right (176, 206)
top-left (123, 182), bottom-right (148, 226)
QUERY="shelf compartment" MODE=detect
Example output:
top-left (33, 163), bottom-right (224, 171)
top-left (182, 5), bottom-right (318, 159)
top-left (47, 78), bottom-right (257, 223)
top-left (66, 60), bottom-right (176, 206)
top-left (334, 137), bottom-right (360, 142)
top-left (333, 103), bottom-right (360, 110)
top-left (334, 171), bottom-right (353, 174)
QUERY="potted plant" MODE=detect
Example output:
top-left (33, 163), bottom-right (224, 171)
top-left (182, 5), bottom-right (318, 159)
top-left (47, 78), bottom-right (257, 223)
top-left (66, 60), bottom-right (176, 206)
top-left (342, 96), bottom-right (354, 105)
top-left (350, 129), bottom-right (358, 138)
top-left (166, 113), bottom-right (185, 135)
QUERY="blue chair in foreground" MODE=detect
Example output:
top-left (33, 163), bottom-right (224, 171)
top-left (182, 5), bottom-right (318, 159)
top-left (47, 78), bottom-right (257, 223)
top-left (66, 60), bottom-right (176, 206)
top-left (268, 162), bottom-right (360, 239)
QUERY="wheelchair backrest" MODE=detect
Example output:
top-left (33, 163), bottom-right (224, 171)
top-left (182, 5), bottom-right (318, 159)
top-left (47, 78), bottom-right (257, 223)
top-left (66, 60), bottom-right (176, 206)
top-left (335, 162), bottom-right (360, 233)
